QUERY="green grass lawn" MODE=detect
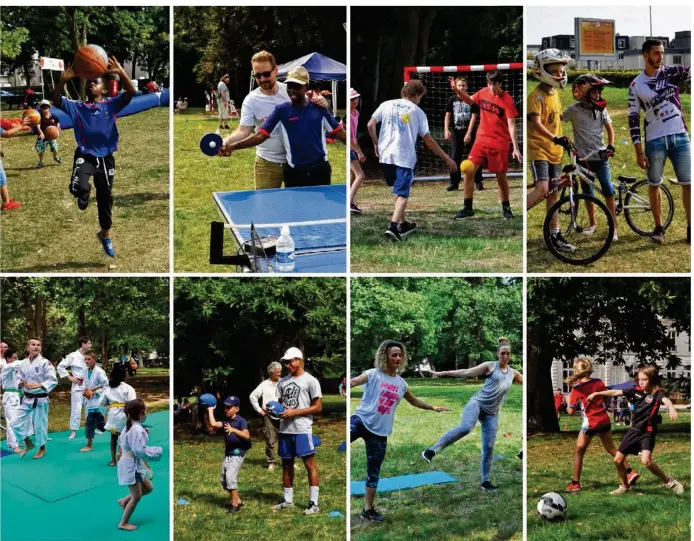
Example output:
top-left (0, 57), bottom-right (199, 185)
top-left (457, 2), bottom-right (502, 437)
top-left (173, 108), bottom-right (347, 272)
top-left (526, 80), bottom-right (691, 273)
top-left (350, 180), bottom-right (523, 272)
top-left (0, 108), bottom-right (169, 272)
top-left (1, 370), bottom-right (169, 441)
top-left (351, 379), bottom-right (522, 541)
top-left (174, 393), bottom-right (346, 541)
top-left (527, 411), bottom-right (691, 541)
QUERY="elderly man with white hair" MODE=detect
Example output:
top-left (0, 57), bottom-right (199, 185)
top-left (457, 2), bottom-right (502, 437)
top-left (249, 361), bottom-right (283, 470)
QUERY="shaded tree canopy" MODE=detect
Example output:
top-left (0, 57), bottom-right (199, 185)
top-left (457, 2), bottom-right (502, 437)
top-left (527, 278), bottom-right (690, 434)
top-left (352, 6), bottom-right (523, 122)
top-left (174, 278), bottom-right (346, 399)
top-left (0, 7), bottom-right (170, 94)
top-left (0, 278), bottom-right (169, 365)
top-left (351, 278), bottom-right (523, 374)
top-left (174, 6), bottom-right (346, 106)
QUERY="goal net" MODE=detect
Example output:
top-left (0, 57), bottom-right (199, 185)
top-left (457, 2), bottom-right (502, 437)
top-left (404, 63), bottom-right (524, 181)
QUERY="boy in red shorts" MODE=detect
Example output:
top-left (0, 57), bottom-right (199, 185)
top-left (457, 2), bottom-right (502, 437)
top-left (448, 71), bottom-right (521, 219)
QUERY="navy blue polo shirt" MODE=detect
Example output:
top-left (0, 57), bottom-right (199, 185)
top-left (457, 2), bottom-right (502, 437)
top-left (259, 100), bottom-right (342, 169)
top-left (220, 415), bottom-right (251, 457)
top-left (59, 93), bottom-right (129, 157)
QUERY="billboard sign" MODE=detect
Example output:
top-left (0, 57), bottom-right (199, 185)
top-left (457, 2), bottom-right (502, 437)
top-left (574, 18), bottom-right (617, 60)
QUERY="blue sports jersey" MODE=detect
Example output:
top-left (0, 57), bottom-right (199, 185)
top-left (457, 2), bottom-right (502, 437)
top-left (59, 93), bottom-right (129, 157)
top-left (259, 101), bottom-right (341, 169)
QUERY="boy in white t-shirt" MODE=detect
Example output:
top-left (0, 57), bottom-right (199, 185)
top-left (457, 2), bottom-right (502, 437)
top-left (272, 347), bottom-right (323, 516)
top-left (350, 340), bottom-right (450, 521)
top-left (367, 80), bottom-right (457, 241)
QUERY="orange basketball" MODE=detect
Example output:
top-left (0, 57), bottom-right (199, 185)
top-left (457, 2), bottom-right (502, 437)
top-left (22, 108), bottom-right (41, 127)
top-left (44, 126), bottom-right (60, 141)
top-left (73, 44), bottom-right (108, 80)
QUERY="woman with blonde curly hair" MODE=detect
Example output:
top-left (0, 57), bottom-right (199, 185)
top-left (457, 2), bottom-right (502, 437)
top-left (350, 340), bottom-right (451, 522)
top-left (421, 338), bottom-right (522, 492)
top-left (563, 357), bottom-right (638, 493)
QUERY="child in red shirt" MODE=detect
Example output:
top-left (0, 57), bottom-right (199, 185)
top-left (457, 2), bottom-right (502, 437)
top-left (564, 358), bottom-right (638, 492)
top-left (448, 71), bottom-right (522, 220)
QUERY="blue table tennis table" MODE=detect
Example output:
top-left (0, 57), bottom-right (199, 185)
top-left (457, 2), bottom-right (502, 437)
top-left (210, 185), bottom-right (347, 273)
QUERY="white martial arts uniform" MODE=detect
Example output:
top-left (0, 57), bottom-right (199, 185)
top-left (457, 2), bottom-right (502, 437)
top-left (57, 350), bottom-right (88, 431)
top-left (101, 383), bottom-right (136, 434)
top-left (14, 355), bottom-right (58, 448)
top-left (83, 366), bottom-right (108, 412)
top-left (118, 421), bottom-right (163, 485)
top-left (1, 360), bottom-right (23, 449)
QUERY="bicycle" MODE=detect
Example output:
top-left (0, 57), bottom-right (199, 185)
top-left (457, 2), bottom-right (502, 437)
top-left (528, 143), bottom-right (615, 265)
top-left (559, 150), bottom-right (674, 238)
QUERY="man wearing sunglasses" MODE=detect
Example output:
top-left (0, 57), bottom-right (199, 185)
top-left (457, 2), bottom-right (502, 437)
top-left (221, 51), bottom-right (332, 189)
top-left (221, 66), bottom-right (345, 187)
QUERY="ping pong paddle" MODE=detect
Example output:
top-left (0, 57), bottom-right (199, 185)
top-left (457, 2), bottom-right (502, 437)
top-left (200, 133), bottom-right (223, 156)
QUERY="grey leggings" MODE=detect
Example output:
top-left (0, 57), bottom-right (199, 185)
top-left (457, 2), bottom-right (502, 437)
top-left (430, 399), bottom-right (499, 483)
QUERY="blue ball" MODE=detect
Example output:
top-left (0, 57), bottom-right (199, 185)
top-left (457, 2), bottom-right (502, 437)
top-left (199, 393), bottom-right (217, 407)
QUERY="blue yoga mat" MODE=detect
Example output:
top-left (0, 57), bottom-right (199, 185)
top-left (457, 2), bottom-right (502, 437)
top-left (350, 471), bottom-right (457, 496)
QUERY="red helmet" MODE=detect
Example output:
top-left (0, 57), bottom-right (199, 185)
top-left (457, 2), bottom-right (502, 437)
top-left (572, 74), bottom-right (611, 110)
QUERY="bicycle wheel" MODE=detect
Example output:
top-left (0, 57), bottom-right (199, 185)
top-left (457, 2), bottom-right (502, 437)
top-left (543, 193), bottom-right (614, 265)
top-left (624, 180), bottom-right (674, 236)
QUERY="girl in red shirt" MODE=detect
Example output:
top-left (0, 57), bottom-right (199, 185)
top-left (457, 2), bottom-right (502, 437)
top-left (564, 358), bottom-right (638, 492)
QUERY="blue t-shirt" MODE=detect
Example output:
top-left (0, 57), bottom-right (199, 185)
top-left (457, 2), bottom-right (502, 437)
top-left (220, 415), bottom-right (251, 456)
top-left (259, 101), bottom-right (341, 169)
top-left (59, 93), bottom-right (129, 157)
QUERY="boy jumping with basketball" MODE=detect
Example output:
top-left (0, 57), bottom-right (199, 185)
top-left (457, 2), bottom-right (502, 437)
top-left (448, 71), bottom-right (521, 220)
top-left (52, 56), bottom-right (137, 257)
top-left (367, 79), bottom-right (457, 241)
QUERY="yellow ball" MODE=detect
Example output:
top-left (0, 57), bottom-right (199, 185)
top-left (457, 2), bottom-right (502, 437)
top-left (460, 159), bottom-right (476, 175)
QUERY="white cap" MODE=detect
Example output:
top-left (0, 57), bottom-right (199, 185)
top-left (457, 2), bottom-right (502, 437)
top-left (281, 347), bottom-right (303, 361)
top-left (281, 224), bottom-right (290, 236)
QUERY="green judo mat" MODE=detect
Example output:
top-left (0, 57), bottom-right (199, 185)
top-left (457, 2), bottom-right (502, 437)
top-left (1, 410), bottom-right (170, 541)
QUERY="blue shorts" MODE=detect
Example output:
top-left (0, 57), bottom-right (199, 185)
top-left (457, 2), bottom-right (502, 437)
top-left (0, 162), bottom-right (6, 188)
top-left (279, 433), bottom-right (316, 459)
top-left (381, 163), bottom-right (414, 198)
top-left (350, 149), bottom-right (358, 162)
top-left (579, 159), bottom-right (615, 197)
top-left (645, 133), bottom-right (691, 186)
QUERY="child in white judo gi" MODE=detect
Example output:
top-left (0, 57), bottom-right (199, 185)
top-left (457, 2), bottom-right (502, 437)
top-left (1, 348), bottom-right (22, 453)
top-left (56, 336), bottom-right (91, 440)
top-left (117, 398), bottom-right (163, 531)
top-left (80, 350), bottom-right (108, 452)
top-left (101, 363), bottom-right (136, 466)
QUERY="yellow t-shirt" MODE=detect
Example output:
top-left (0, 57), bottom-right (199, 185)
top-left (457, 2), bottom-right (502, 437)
top-left (527, 85), bottom-right (563, 164)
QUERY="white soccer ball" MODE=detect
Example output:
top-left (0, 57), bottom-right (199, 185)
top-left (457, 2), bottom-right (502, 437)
top-left (537, 492), bottom-right (567, 522)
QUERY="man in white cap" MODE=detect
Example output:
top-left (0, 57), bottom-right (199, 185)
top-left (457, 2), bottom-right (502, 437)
top-left (57, 336), bottom-right (91, 439)
top-left (272, 347), bottom-right (323, 515)
top-left (221, 51), bottom-right (329, 190)
top-left (221, 66), bottom-right (346, 187)
top-left (249, 361), bottom-right (282, 470)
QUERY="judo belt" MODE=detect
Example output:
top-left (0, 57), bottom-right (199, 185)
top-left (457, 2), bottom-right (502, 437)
top-left (23, 393), bottom-right (48, 408)
top-left (3, 388), bottom-right (21, 393)
top-left (109, 403), bottom-right (125, 408)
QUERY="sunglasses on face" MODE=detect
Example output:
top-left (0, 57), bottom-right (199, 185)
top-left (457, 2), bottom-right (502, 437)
top-left (253, 70), bottom-right (274, 80)
top-left (286, 82), bottom-right (305, 91)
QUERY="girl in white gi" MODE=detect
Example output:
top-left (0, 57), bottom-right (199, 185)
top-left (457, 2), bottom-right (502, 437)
top-left (102, 363), bottom-right (137, 466)
top-left (57, 337), bottom-right (91, 440)
top-left (117, 398), bottom-right (163, 531)
top-left (80, 350), bottom-right (109, 452)
top-left (1, 348), bottom-right (22, 453)
top-left (15, 338), bottom-right (58, 459)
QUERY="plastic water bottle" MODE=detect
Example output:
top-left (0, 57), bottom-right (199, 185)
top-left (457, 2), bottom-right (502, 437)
top-left (275, 225), bottom-right (295, 272)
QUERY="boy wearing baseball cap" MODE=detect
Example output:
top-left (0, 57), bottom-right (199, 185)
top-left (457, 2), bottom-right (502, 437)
top-left (221, 67), bottom-right (347, 187)
top-left (207, 395), bottom-right (251, 515)
top-left (272, 347), bottom-right (323, 515)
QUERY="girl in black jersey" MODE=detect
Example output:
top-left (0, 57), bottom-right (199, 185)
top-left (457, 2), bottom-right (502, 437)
top-left (587, 365), bottom-right (684, 495)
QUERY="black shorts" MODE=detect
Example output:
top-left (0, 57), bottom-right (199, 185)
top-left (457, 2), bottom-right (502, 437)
top-left (284, 161), bottom-right (331, 187)
top-left (618, 429), bottom-right (656, 456)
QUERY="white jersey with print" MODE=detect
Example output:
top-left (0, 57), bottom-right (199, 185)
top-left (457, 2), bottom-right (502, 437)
top-left (240, 82), bottom-right (291, 164)
top-left (353, 368), bottom-right (408, 437)
top-left (276, 371), bottom-right (322, 435)
top-left (372, 98), bottom-right (430, 170)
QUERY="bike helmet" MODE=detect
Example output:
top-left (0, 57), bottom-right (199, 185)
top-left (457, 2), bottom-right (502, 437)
top-left (572, 73), bottom-right (611, 111)
top-left (532, 49), bottom-right (571, 89)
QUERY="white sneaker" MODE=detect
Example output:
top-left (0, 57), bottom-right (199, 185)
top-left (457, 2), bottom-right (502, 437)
top-left (613, 233), bottom-right (619, 242)
top-left (610, 485), bottom-right (629, 495)
top-left (272, 499), bottom-right (294, 511)
top-left (666, 478), bottom-right (684, 495)
top-left (304, 501), bottom-right (320, 515)
top-left (582, 225), bottom-right (597, 235)
top-left (268, 463), bottom-right (276, 471)
top-left (551, 232), bottom-right (577, 253)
